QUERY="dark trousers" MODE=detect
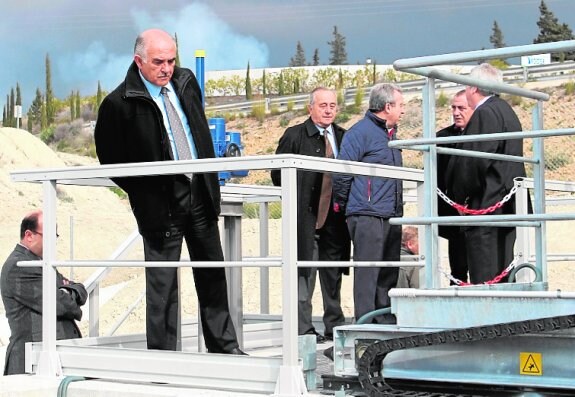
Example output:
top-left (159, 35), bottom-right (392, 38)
top-left (141, 180), bottom-right (239, 353)
top-left (464, 226), bottom-right (515, 284)
top-left (298, 209), bottom-right (349, 336)
top-left (447, 231), bottom-right (469, 284)
top-left (347, 215), bottom-right (401, 324)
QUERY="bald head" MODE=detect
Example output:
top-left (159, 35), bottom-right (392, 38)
top-left (20, 209), bottom-right (44, 258)
top-left (134, 29), bottom-right (177, 86)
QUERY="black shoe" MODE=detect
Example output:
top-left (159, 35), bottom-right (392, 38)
top-left (323, 346), bottom-right (334, 361)
top-left (227, 347), bottom-right (248, 355)
top-left (324, 333), bottom-right (333, 341)
top-left (302, 330), bottom-right (326, 344)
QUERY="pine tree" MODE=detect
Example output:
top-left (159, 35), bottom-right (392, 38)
top-left (289, 41), bottom-right (306, 67)
top-left (312, 48), bottom-right (320, 66)
top-left (29, 88), bottom-right (43, 128)
top-left (75, 90), bottom-right (81, 120)
top-left (245, 62), bottom-right (253, 100)
top-left (490, 21), bottom-right (506, 48)
top-left (534, 0), bottom-right (575, 61)
top-left (490, 21), bottom-right (508, 65)
top-left (328, 26), bottom-right (348, 65)
top-left (27, 111), bottom-right (32, 131)
top-left (45, 53), bottom-right (55, 124)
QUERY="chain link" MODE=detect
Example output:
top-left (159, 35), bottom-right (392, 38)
top-left (442, 256), bottom-right (520, 286)
top-left (437, 177), bottom-right (524, 215)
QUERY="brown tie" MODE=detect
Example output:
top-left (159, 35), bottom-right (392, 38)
top-left (316, 130), bottom-right (334, 229)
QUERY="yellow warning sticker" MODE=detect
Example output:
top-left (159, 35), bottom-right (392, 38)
top-left (520, 352), bottom-right (542, 376)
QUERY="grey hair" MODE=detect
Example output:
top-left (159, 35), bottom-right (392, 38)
top-left (469, 63), bottom-right (502, 96)
top-left (134, 34), bottom-right (146, 59)
top-left (309, 87), bottom-right (336, 105)
top-left (369, 83), bottom-right (402, 112)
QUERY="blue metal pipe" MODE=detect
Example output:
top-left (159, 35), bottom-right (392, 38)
top-left (195, 49), bottom-right (206, 108)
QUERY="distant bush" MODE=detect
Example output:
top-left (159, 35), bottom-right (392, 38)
top-left (251, 102), bottom-right (266, 123)
top-left (436, 91), bottom-right (449, 108)
top-left (287, 100), bottom-right (295, 112)
top-left (335, 111), bottom-right (351, 124)
top-left (564, 80), bottom-right (575, 96)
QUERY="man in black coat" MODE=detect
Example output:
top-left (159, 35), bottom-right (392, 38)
top-left (271, 87), bottom-right (351, 341)
top-left (94, 29), bottom-right (242, 354)
top-left (437, 90), bottom-right (474, 284)
top-left (1, 210), bottom-right (87, 375)
top-left (445, 63), bottom-right (526, 284)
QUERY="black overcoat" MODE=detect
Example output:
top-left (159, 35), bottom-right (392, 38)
top-left (445, 95), bottom-right (526, 215)
top-left (271, 118), bottom-right (349, 275)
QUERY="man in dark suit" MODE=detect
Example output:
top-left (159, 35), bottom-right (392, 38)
top-left (94, 29), bottom-right (243, 354)
top-left (271, 87), bottom-right (351, 342)
top-left (445, 63), bottom-right (526, 284)
top-left (1, 210), bottom-right (87, 375)
top-left (437, 90), bottom-right (474, 284)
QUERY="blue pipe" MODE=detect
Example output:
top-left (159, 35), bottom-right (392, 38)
top-left (57, 376), bottom-right (87, 397)
top-left (195, 49), bottom-right (205, 108)
top-left (356, 307), bottom-right (392, 325)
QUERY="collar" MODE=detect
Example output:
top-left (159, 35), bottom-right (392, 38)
top-left (474, 95), bottom-right (492, 110)
top-left (139, 70), bottom-right (174, 99)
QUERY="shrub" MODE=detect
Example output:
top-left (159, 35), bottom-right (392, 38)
top-left (279, 116), bottom-right (290, 128)
top-left (251, 102), bottom-right (266, 123)
top-left (564, 80), bottom-right (575, 96)
top-left (286, 100), bottom-right (295, 112)
top-left (335, 111), bottom-right (351, 124)
top-left (436, 91), bottom-right (449, 108)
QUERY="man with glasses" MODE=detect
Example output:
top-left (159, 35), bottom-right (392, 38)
top-left (0, 210), bottom-right (87, 375)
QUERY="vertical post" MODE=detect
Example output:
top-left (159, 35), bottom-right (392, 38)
top-left (223, 203), bottom-right (244, 347)
top-left (259, 202), bottom-right (270, 314)
top-left (421, 79), bottom-right (440, 288)
top-left (195, 49), bottom-right (206, 108)
top-left (531, 102), bottom-right (547, 281)
top-left (515, 180), bottom-right (530, 282)
top-left (274, 165), bottom-right (307, 396)
top-left (36, 180), bottom-right (60, 376)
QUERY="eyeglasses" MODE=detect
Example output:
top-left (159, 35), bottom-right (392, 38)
top-left (30, 230), bottom-right (59, 238)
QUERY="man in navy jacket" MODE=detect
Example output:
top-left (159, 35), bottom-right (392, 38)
top-left (333, 83), bottom-right (404, 324)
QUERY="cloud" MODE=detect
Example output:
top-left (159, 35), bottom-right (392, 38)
top-left (55, 2), bottom-right (269, 94)
top-left (131, 3), bottom-right (269, 70)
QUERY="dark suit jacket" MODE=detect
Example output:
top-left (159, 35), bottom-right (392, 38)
top-left (271, 118), bottom-right (350, 274)
top-left (445, 95), bottom-right (526, 214)
top-left (1, 244), bottom-right (87, 375)
top-left (95, 63), bottom-right (221, 236)
top-left (437, 124), bottom-right (463, 239)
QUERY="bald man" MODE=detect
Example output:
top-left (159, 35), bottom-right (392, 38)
top-left (95, 29), bottom-right (243, 354)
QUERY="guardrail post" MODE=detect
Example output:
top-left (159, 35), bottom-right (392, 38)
top-left (274, 165), bottom-right (307, 396)
top-left (36, 180), bottom-right (61, 376)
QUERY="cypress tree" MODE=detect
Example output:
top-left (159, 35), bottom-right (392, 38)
top-left (262, 69), bottom-right (267, 96)
top-left (175, 33), bottom-right (181, 67)
top-left (245, 61), bottom-right (253, 100)
top-left (69, 91), bottom-right (75, 121)
top-left (75, 90), bottom-right (81, 120)
top-left (9, 88), bottom-right (15, 127)
top-left (95, 81), bottom-right (103, 113)
top-left (45, 54), bottom-right (55, 124)
top-left (29, 88), bottom-right (43, 127)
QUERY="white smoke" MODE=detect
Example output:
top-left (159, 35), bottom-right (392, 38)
top-left (56, 2), bottom-right (269, 93)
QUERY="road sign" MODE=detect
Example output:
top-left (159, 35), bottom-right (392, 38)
top-left (521, 54), bottom-right (551, 67)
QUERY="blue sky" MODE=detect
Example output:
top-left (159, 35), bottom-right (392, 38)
top-left (2, 0), bottom-right (574, 109)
